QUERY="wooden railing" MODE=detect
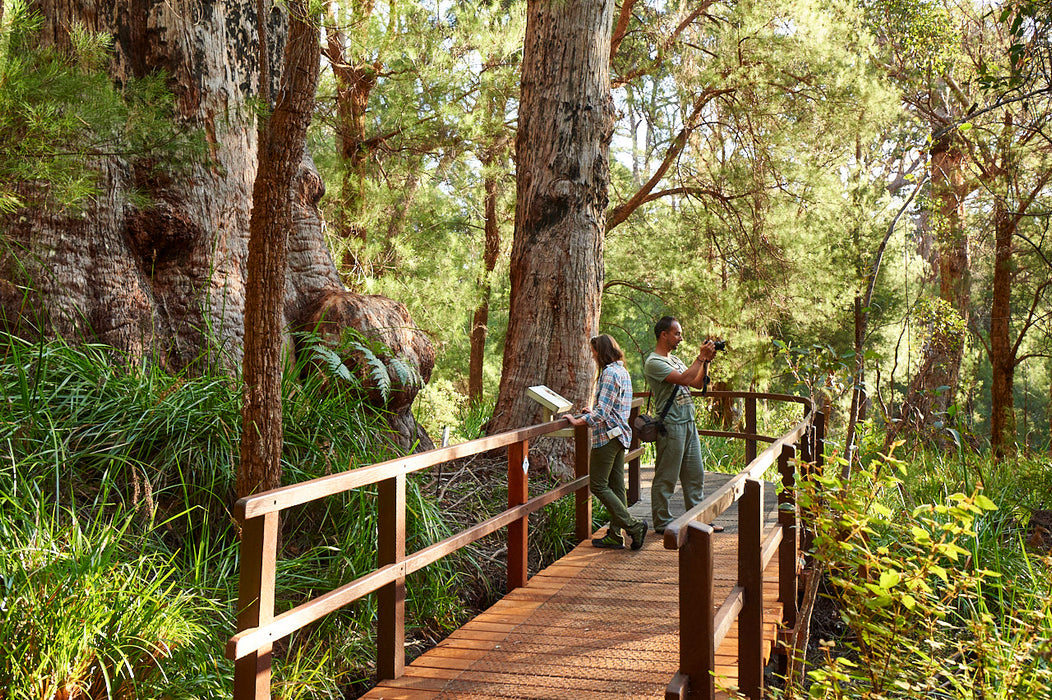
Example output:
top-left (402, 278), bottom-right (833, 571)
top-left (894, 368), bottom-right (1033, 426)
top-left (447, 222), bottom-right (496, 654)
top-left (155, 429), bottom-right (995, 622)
top-left (225, 418), bottom-right (594, 700)
top-left (662, 391), bottom-right (825, 700)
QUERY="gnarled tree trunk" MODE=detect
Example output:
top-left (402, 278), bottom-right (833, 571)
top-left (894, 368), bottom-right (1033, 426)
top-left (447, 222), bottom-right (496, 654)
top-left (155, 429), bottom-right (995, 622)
top-left (2, 0), bottom-right (433, 453)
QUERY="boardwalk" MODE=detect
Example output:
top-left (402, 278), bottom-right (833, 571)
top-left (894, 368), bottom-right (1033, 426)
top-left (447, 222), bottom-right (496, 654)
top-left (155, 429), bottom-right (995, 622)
top-left (362, 471), bottom-right (783, 700)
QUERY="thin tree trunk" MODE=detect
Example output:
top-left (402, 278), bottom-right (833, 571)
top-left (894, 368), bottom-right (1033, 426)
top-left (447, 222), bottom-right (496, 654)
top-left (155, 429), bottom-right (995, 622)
top-left (989, 195), bottom-right (1017, 458)
top-left (238, 0), bottom-right (321, 497)
top-left (325, 0), bottom-right (377, 248)
top-left (469, 165), bottom-right (501, 402)
top-left (490, 0), bottom-right (616, 451)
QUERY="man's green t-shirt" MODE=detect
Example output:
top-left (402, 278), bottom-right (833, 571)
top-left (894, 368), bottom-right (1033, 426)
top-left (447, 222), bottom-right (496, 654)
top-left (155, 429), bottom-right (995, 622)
top-left (643, 352), bottom-right (695, 424)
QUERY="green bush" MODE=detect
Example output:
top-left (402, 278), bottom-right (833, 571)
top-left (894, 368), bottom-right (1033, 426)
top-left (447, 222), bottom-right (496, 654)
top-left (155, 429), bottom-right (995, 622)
top-left (0, 334), bottom-right (474, 697)
top-left (797, 454), bottom-right (1052, 699)
top-left (0, 502), bottom-right (220, 699)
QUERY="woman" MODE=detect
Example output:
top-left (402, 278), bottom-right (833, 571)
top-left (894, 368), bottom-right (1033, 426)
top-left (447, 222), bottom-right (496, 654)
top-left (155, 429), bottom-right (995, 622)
top-left (564, 334), bottom-right (648, 550)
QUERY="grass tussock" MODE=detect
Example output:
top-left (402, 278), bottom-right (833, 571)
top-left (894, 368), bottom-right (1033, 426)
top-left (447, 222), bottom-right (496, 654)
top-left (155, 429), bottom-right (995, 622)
top-left (0, 333), bottom-right (483, 698)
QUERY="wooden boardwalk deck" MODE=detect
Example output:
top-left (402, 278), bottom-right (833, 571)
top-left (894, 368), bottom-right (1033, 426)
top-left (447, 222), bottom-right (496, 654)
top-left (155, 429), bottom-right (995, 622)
top-left (362, 523), bottom-right (782, 700)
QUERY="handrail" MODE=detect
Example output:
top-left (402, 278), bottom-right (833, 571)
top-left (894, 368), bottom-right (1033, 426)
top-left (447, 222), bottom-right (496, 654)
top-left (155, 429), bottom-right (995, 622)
top-left (663, 408), bottom-right (812, 550)
top-left (662, 393), bottom-right (825, 700)
top-left (228, 388), bottom-right (822, 700)
top-left (228, 415), bottom-right (594, 700)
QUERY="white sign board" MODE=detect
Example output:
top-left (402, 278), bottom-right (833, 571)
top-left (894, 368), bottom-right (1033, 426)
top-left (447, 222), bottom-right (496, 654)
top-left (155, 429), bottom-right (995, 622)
top-left (526, 385), bottom-right (573, 414)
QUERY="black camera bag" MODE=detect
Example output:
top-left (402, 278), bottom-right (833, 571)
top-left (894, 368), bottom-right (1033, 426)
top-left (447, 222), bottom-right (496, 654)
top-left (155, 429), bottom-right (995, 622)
top-left (631, 390), bottom-right (679, 443)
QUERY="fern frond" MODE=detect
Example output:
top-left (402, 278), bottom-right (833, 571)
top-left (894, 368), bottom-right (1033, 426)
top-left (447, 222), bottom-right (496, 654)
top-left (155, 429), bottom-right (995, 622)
top-left (365, 352), bottom-right (391, 402)
top-left (390, 357), bottom-right (423, 389)
top-left (311, 344), bottom-right (353, 383)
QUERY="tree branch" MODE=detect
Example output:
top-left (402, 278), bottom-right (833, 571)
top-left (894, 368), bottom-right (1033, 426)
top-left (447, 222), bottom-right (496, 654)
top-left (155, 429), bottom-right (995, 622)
top-left (606, 87), bottom-right (734, 231)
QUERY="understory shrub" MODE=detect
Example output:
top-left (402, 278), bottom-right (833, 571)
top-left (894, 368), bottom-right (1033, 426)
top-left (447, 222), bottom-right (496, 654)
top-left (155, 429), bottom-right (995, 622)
top-left (796, 454), bottom-right (1052, 699)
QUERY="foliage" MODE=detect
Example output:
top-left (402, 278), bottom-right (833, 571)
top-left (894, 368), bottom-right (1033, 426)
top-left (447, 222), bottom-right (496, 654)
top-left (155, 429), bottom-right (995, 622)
top-left (0, 1), bottom-right (204, 213)
top-left (305, 328), bottom-right (423, 405)
top-left (601, 0), bottom-right (902, 395)
top-left (797, 453), bottom-right (1052, 698)
top-left (0, 334), bottom-right (474, 697)
top-left (914, 297), bottom-right (967, 355)
top-left (773, 339), bottom-right (854, 411)
top-left (0, 502), bottom-right (215, 699)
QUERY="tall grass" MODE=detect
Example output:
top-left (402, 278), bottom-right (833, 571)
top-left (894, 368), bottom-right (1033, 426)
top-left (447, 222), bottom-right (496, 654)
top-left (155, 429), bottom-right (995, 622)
top-left (0, 334), bottom-right (471, 697)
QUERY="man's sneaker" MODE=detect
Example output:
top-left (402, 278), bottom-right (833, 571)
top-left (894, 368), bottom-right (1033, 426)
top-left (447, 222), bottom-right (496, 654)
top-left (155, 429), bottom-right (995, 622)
top-left (628, 520), bottom-right (648, 551)
top-left (591, 531), bottom-right (625, 549)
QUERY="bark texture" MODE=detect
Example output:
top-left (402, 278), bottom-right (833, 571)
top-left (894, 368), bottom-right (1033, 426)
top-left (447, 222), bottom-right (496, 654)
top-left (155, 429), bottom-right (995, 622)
top-left (489, 0), bottom-right (616, 464)
top-left (238, 0), bottom-right (321, 497)
top-left (989, 196), bottom-right (1017, 457)
top-left (890, 130), bottom-right (970, 445)
top-left (3, 0), bottom-right (433, 450)
top-left (468, 153), bottom-right (503, 402)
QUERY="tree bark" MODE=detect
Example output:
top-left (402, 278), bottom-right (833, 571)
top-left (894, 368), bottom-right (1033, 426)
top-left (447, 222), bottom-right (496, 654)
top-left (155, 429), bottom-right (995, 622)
top-left (5, 0), bottom-right (434, 452)
top-left (891, 129), bottom-right (970, 443)
top-left (489, 0), bottom-right (616, 456)
top-left (989, 195), bottom-right (1017, 457)
top-left (468, 164), bottom-right (502, 403)
top-left (238, 0), bottom-right (321, 498)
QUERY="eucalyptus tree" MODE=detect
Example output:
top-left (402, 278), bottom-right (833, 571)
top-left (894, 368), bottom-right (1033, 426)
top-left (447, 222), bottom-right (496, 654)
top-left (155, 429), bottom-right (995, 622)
top-left (962, 5), bottom-right (1052, 456)
top-left (239, 0), bottom-right (322, 497)
top-left (869, 0), bottom-right (1052, 454)
top-left (488, 0), bottom-right (616, 443)
top-left (865, 0), bottom-right (980, 447)
top-left (1, 1), bottom-right (435, 458)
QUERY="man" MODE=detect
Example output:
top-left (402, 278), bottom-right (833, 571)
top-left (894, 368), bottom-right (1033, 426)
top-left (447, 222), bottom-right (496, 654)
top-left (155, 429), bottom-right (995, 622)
top-left (643, 316), bottom-right (719, 534)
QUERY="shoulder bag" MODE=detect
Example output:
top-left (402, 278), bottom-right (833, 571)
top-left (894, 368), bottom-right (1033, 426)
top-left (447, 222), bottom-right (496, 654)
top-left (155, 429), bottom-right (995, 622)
top-left (631, 389), bottom-right (679, 443)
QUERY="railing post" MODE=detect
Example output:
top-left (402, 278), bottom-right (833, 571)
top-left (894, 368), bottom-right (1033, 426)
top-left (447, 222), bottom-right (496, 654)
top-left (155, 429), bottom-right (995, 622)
top-left (377, 471), bottom-right (406, 680)
top-left (670, 523), bottom-right (715, 700)
top-left (745, 396), bottom-right (757, 464)
top-left (739, 479), bottom-right (763, 699)
top-left (508, 440), bottom-right (529, 590)
top-left (814, 411), bottom-right (826, 472)
top-left (233, 511), bottom-right (278, 700)
top-left (573, 424), bottom-right (591, 542)
top-left (627, 403), bottom-right (640, 505)
top-left (777, 444), bottom-right (798, 673)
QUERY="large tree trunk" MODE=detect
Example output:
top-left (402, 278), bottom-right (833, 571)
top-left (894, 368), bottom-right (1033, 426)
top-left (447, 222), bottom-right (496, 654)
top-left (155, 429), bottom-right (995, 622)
top-left (489, 0), bottom-right (616, 462)
top-left (891, 129), bottom-right (970, 444)
top-left (4, 0), bottom-right (433, 451)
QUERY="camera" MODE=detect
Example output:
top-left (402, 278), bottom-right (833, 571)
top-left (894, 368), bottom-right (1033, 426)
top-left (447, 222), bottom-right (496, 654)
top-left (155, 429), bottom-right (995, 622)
top-left (712, 339), bottom-right (727, 352)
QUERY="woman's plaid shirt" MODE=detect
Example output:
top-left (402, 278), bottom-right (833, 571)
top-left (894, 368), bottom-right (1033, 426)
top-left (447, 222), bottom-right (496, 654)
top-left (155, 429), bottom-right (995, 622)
top-left (584, 361), bottom-right (633, 449)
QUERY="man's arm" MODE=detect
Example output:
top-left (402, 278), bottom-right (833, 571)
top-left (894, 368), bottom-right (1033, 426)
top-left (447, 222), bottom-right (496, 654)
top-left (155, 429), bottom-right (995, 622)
top-left (663, 341), bottom-right (717, 389)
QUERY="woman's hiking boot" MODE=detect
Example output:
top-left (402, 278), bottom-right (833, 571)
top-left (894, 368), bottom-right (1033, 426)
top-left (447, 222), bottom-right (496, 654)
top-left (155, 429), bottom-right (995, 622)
top-left (628, 520), bottom-right (648, 550)
top-left (591, 530), bottom-right (625, 549)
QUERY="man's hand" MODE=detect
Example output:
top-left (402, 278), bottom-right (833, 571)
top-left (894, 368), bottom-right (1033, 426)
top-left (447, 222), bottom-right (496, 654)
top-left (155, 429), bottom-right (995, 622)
top-left (697, 339), bottom-right (717, 363)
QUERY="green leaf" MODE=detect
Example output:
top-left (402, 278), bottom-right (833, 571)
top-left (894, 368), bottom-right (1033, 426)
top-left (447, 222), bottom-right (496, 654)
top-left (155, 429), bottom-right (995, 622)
top-left (974, 493), bottom-right (997, 511)
top-left (879, 570), bottom-right (901, 589)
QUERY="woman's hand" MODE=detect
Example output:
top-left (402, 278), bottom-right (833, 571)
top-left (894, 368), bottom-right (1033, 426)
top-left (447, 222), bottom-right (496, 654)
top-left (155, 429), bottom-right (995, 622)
top-left (562, 412), bottom-right (586, 426)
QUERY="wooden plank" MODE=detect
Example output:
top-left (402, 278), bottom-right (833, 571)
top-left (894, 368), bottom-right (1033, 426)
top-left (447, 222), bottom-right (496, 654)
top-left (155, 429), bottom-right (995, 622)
top-left (358, 476), bottom-right (790, 700)
top-left (359, 687), bottom-right (440, 699)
